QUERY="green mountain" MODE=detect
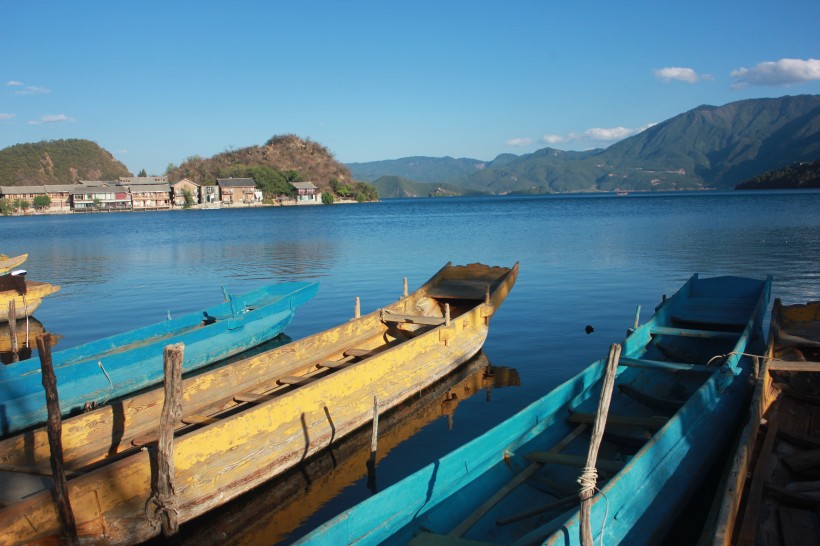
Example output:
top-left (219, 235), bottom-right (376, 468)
top-left (736, 159), bottom-right (820, 189)
top-left (371, 175), bottom-right (478, 198)
top-left (349, 95), bottom-right (820, 194)
top-left (347, 156), bottom-right (487, 183)
top-left (0, 139), bottom-right (131, 186)
top-left (166, 134), bottom-right (354, 194)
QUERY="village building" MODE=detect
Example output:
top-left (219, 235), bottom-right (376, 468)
top-left (119, 176), bottom-right (168, 184)
top-left (291, 181), bottom-right (319, 205)
top-left (130, 183), bottom-right (172, 211)
top-left (217, 178), bottom-right (259, 205)
top-left (71, 183), bottom-right (132, 212)
top-left (171, 178), bottom-right (201, 207)
top-left (200, 183), bottom-right (220, 205)
top-left (0, 184), bottom-right (77, 212)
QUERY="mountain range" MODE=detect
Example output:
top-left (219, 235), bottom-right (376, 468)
top-left (348, 95), bottom-right (820, 197)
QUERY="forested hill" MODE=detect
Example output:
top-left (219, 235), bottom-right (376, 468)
top-left (736, 159), bottom-right (820, 189)
top-left (0, 139), bottom-right (131, 186)
top-left (166, 134), bottom-right (353, 193)
top-left (350, 95), bottom-right (820, 195)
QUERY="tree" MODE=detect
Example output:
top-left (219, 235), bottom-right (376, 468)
top-left (138, 168), bottom-right (147, 177)
top-left (33, 195), bottom-right (52, 210)
top-left (0, 198), bottom-right (14, 216)
top-left (182, 188), bottom-right (195, 209)
top-left (321, 191), bottom-right (335, 205)
top-left (15, 199), bottom-right (29, 213)
top-left (92, 197), bottom-right (102, 211)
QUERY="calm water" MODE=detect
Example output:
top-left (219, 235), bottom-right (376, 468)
top-left (2, 191), bottom-right (819, 543)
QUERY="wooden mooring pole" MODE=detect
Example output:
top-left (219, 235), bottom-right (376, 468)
top-left (37, 333), bottom-right (79, 546)
top-left (153, 343), bottom-right (184, 537)
top-left (579, 343), bottom-right (621, 546)
top-left (366, 395), bottom-right (380, 493)
top-left (7, 301), bottom-right (19, 363)
top-left (354, 296), bottom-right (361, 319)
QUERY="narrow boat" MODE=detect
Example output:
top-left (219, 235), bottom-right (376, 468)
top-left (0, 279), bottom-right (319, 436)
top-left (0, 261), bottom-right (517, 545)
top-left (178, 352), bottom-right (519, 546)
top-left (0, 254), bottom-right (28, 274)
top-left (295, 273), bottom-right (771, 546)
top-left (709, 299), bottom-right (820, 546)
top-left (0, 270), bottom-right (60, 322)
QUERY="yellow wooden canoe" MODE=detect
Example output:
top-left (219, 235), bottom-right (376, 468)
top-left (0, 254), bottom-right (27, 275)
top-left (0, 278), bottom-right (61, 322)
top-left (709, 299), bottom-right (820, 545)
top-left (0, 261), bottom-right (518, 544)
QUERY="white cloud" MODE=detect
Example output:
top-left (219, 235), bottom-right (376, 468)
top-left (15, 86), bottom-right (50, 95)
top-left (731, 58), bottom-right (820, 89)
top-left (0, 113), bottom-right (15, 120)
top-left (6, 81), bottom-right (23, 87)
top-left (654, 67), bottom-right (702, 83)
top-left (506, 137), bottom-right (533, 147)
top-left (541, 123), bottom-right (656, 147)
top-left (542, 134), bottom-right (567, 144)
top-left (28, 113), bottom-right (75, 125)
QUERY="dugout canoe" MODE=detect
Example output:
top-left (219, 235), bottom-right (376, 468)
top-left (709, 298), bottom-right (820, 546)
top-left (0, 254), bottom-right (28, 275)
top-left (0, 261), bottom-right (517, 544)
top-left (0, 280), bottom-right (318, 436)
top-left (295, 273), bottom-right (771, 546)
top-left (0, 271), bottom-right (60, 322)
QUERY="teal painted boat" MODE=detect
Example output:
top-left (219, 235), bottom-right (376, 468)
top-left (295, 274), bottom-right (770, 546)
top-left (0, 280), bottom-right (318, 436)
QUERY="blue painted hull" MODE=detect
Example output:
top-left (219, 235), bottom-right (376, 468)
top-left (295, 274), bottom-right (770, 546)
top-left (0, 280), bottom-right (318, 436)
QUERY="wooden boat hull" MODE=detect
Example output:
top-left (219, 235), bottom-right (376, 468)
top-left (0, 280), bottom-right (318, 436)
top-left (709, 299), bottom-right (820, 546)
top-left (294, 273), bottom-right (770, 546)
top-left (0, 254), bottom-right (27, 275)
top-left (0, 262), bottom-right (517, 545)
top-left (0, 280), bottom-right (60, 322)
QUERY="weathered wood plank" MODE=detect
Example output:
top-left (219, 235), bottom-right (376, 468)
top-left (524, 452), bottom-right (625, 473)
top-left (619, 356), bottom-right (714, 373)
top-left (767, 360), bottom-right (820, 372)
top-left (650, 326), bottom-right (739, 339)
top-left (380, 312), bottom-right (446, 326)
top-left (567, 412), bottom-right (667, 429)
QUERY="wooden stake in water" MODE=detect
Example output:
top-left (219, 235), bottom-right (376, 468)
top-left (7, 301), bottom-right (19, 363)
top-left (37, 333), bottom-right (79, 546)
top-left (153, 343), bottom-right (184, 537)
top-left (579, 343), bottom-right (621, 546)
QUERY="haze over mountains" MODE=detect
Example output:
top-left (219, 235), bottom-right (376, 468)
top-left (348, 95), bottom-right (820, 197)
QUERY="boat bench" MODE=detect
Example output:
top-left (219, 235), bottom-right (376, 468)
top-left (672, 299), bottom-right (753, 329)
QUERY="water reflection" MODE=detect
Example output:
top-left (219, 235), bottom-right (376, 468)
top-left (161, 351), bottom-right (519, 546)
top-left (0, 317), bottom-right (59, 364)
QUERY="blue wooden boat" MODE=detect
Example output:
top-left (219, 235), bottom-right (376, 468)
top-left (0, 280), bottom-right (318, 436)
top-left (295, 273), bottom-right (770, 546)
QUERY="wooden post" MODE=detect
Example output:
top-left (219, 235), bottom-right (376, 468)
top-left (8, 301), bottom-right (19, 363)
top-left (370, 395), bottom-right (379, 461)
top-left (633, 305), bottom-right (641, 329)
top-left (579, 343), bottom-right (621, 546)
top-left (354, 296), bottom-right (360, 319)
top-left (153, 343), bottom-right (184, 537)
top-left (403, 277), bottom-right (408, 298)
top-left (37, 333), bottom-right (79, 546)
top-left (485, 285), bottom-right (491, 305)
top-left (445, 303), bottom-right (451, 327)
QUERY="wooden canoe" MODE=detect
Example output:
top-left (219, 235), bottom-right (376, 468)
top-left (709, 299), bottom-right (820, 546)
top-left (0, 254), bottom-right (27, 275)
top-left (0, 277), bottom-right (61, 322)
top-left (0, 280), bottom-right (319, 436)
top-left (178, 351), bottom-right (520, 546)
top-left (0, 261), bottom-right (517, 544)
top-left (294, 273), bottom-right (771, 546)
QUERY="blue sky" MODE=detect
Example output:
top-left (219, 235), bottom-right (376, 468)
top-left (3, 1), bottom-right (820, 176)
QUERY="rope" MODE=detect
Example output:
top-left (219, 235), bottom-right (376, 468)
top-left (577, 466), bottom-right (609, 546)
top-left (705, 351), bottom-right (766, 367)
top-left (97, 359), bottom-right (114, 405)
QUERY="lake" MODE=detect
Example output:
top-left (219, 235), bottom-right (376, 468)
top-left (2, 190), bottom-right (819, 544)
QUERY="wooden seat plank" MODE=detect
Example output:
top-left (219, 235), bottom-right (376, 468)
top-left (649, 326), bottom-right (739, 340)
top-left (567, 412), bottom-right (667, 429)
top-left (524, 452), bottom-right (625, 473)
top-left (619, 356), bottom-right (715, 373)
top-left (380, 312), bottom-right (446, 326)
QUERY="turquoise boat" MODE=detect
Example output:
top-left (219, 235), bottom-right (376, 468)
top-left (0, 280), bottom-right (318, 436)
top-left (295, 274), bottom-right (770, 546)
